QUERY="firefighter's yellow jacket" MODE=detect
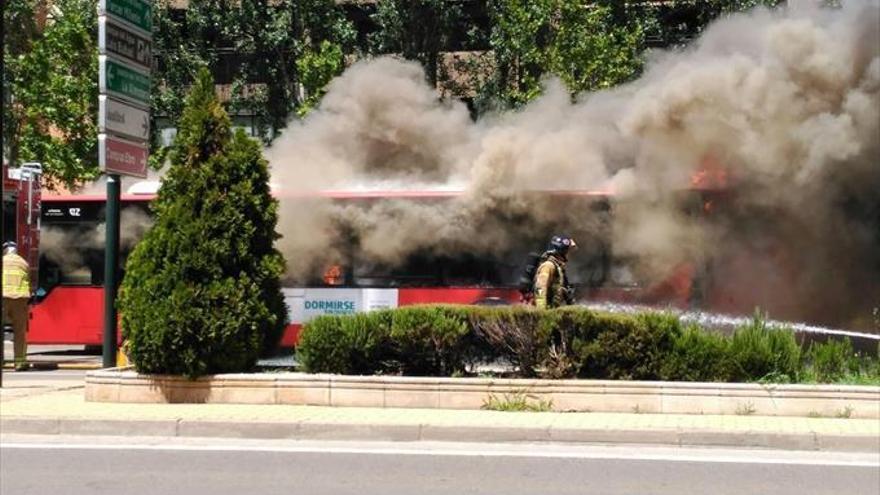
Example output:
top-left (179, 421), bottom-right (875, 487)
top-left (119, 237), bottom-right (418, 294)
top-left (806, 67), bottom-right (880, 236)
top-left (533, 254), bottom-right (569, 309)
top-left (3, 252), bottom-right (30, 299)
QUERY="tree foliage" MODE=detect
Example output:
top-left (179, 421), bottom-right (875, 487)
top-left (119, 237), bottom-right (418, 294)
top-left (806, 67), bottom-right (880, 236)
top-left (153, 0), bottom-right (354, 153)
top-left (4, 0), bottom-right (98, 187)
top-left (369, 0), bottom-right (465, 86)
top-left (296, 39), bottom-right (346, 116)
top-left (119, 68), bottom-right (288, 377)
top-left (1, 0), bottom-right (791, 185)
top-left (634, 0), bottom-right (785, 47)
top-left (483, 0), bottom-right (644, 108)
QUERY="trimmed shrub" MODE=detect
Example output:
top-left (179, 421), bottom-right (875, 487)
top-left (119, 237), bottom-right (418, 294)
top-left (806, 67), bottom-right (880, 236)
top-left (296, 315), bottom-right (351, 374)
top-left (541, 307), bottom-right (603, 378)
top-left (806, 338), bottom-right (859, 383)
top-left (390, 306), bottom-right (470, 375)
top-left (729, 314), bottom-right (800, 382)
top-left (297, 311), bottom-right (394, 374)
top-left (574, 312), bottom-right (681, 380)
top-left (661, 325), bottom-right (732, 382)
top-left (470, 305), bottom-right (544, 377)
top-left (119, 69), bottom-right (288, 378)
top-left (296, 305), bottom-right (870, 384)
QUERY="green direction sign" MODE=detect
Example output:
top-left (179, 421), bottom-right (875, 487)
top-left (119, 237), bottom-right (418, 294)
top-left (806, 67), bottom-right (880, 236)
top-left (99, 0), bottom-right (152, 34)
top-left (101, 57), bottom-right (150, 106)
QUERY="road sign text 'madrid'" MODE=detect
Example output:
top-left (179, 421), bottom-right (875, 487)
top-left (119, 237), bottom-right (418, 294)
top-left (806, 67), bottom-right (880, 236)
top-left (99, 96), bottom-right (150, 142)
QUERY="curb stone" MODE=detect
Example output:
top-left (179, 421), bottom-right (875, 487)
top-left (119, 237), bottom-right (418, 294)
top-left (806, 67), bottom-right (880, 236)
top-left (58, 418), bottom-right (180, 437)
top-left (818, 434), bottom-right (880, 452)
top-left (84, 370), bottom-right (880, 419)
top-left (2, 416), bottom-right (877, 453)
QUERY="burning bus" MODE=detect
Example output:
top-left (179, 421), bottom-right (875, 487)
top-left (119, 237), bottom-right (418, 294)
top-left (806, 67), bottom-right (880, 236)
top-left (28, 180), bottom-right (718, 347)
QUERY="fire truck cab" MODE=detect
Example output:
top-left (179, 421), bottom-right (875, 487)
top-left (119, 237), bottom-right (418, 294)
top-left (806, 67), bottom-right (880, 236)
top-left (2, 162), bottom-right (42, 288)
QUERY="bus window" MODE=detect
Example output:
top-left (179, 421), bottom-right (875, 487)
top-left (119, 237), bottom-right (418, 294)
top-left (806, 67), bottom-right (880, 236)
top-left (439, 255), bottom-right (505, 287)
top-left (350, 252), bottom-right (510, 288)
top-left (37, 200), bottom-right (151, 294)
top-left (38, 221), bottom-right (105, 291)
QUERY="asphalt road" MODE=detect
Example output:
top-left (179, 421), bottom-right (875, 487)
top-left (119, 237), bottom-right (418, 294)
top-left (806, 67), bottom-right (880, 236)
top-left (1, 369), bottom-right (86, 383)
top-left (1, 436), bottom-right (877, 495)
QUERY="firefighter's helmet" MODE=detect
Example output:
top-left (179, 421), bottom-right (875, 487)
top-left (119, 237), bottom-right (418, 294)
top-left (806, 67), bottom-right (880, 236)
top-left (547, 235), bottom-right (577, 256)
top-left (3, 241), bottom-right (17, 254)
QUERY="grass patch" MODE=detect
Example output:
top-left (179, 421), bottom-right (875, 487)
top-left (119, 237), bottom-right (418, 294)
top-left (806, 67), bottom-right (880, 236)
top-left (735, 402), bottom-right (756, 416)
top-left (482, 390), bottom-right (554, 412)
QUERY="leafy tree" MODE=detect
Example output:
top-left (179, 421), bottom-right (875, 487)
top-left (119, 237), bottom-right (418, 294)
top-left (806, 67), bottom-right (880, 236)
top-left (2, 0), bottom-right (40, 166)
top-left (369, 0), bottom-right (465, 86)
top-left (296, 39), bottom-right (346, 116)
top-left (483, 0), bottom-right (644, 108)
top-left (636, 0), bottom-right (785, 47)
top-left (4, 0), bottom-right (98, 187)
top-left (119, 68), bottom-right (288, 377)
top-left (150, 0), bottom-right (222, 167)
top-left (226, 0), bottom-right (354, 134)
top-left (153, 0), bottom-right (354, 155)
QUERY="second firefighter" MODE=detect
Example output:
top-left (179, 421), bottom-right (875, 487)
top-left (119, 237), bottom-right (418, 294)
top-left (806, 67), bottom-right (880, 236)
top-left (533, 235), bottom-right (577, 309)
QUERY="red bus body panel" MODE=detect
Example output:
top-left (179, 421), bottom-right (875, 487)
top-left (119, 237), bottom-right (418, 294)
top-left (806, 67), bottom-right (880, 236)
top-left (280, 325), bottom-right (302, 348)
top-left (397, 287), bottom-right (521, 306)
top-left (29, 287), bottom-right (526, 346)
top-left (29, 286), bottom-right (108, 345)
top-left (28, 285), bottom-right (303, 347)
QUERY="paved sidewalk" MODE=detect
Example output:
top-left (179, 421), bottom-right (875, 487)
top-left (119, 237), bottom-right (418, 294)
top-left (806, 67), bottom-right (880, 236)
top-left (2, 383), bottom-right (878, 453)
top-left (2, 343), bottom-right (102, 370)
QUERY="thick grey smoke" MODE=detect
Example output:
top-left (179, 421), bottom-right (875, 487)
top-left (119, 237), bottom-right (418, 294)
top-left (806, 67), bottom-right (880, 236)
top-left (267, 1), bottom-right (880, 330)
top-left (43, 168), bottom-right (164, 277)
top-left (41, 208), bottom-right (154, 278)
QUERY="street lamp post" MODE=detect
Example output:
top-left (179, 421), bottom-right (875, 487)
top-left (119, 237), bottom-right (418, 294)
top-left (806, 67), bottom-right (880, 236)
top-left (1, 0), bottom-right (7, 387)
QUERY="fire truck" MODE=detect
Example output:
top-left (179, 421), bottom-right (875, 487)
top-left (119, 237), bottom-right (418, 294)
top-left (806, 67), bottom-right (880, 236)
top-left (2, 162), bottom-right (42, 288)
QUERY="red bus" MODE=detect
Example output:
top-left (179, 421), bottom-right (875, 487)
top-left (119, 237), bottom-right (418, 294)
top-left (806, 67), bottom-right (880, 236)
top-left (29, 184), bottom-right (708, 347)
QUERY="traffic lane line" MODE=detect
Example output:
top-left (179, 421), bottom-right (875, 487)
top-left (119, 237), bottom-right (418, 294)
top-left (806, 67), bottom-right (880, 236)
top-left (2, 440), bottom-right (878, 467)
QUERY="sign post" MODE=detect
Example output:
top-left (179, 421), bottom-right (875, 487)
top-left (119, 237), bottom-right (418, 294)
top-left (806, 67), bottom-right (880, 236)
top-left (98, 0), bottom-right (151, 368)
top-left (103, 176), bottom-right (121, 368)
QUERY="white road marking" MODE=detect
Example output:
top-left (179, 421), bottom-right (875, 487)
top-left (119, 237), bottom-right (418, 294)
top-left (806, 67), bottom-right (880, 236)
top-left (1, 441), bottom-right (877, 467)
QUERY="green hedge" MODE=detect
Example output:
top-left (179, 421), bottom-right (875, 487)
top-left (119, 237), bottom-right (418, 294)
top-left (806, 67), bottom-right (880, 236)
top-left (297, 305), bottom-right (880, 384)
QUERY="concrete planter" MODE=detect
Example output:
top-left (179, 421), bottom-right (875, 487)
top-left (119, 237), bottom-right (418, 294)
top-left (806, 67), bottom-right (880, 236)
top-left (85, 368), bottom-right (880, 418)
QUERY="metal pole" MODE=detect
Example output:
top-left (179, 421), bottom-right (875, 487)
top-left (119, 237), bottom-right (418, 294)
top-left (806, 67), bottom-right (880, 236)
top-left (102, 174), bottom-right (121, 368)
top-left (1, 0), bottom-right (6, 387)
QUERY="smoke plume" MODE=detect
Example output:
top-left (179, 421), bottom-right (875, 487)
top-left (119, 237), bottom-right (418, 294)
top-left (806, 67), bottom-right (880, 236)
top-left (41, 207), bottom-right (154, 278)
top-left (267, 1), bottom-right (880, 329)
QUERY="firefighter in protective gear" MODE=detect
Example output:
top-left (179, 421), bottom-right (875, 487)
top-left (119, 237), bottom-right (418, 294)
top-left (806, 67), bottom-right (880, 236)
top-left (533, 235), bottom-right (577, 309)
top-left (3, 242), bottom-right (31, 370)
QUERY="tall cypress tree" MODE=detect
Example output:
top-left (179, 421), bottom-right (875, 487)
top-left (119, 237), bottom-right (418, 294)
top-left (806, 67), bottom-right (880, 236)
top-left (119, 68), bottom-right (288, 377)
